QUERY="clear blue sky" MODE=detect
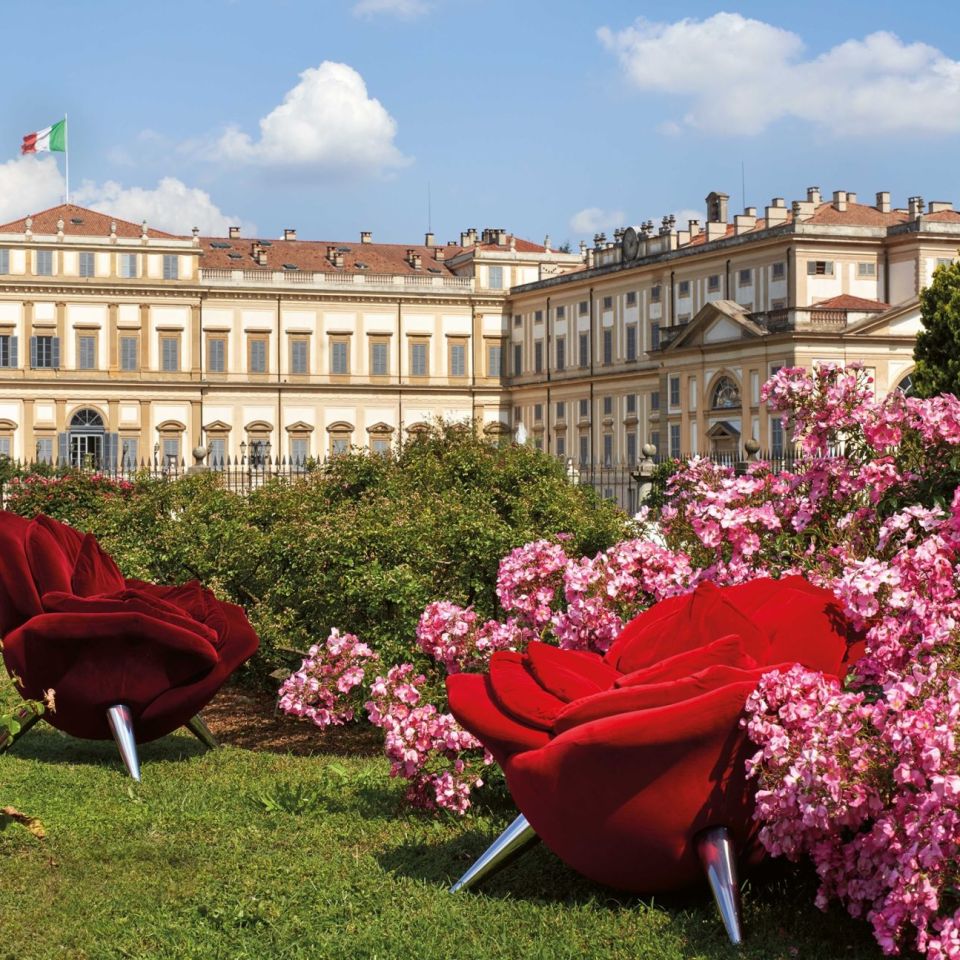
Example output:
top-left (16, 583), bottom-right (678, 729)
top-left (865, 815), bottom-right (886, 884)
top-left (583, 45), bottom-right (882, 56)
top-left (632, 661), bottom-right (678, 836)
top-left (2, 0), bottom-right (958, 244)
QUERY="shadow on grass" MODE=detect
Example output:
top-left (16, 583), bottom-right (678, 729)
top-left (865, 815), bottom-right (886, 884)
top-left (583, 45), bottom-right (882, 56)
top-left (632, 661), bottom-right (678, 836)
top-left (3, 723), bottom-right (208, 771)
top-left (378, 824), bottom-right (883, 958)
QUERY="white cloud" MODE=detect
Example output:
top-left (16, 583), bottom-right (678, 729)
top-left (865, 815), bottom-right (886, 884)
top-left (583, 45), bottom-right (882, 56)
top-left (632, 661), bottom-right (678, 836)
top-left (0, 156), bottom-right (66, 223)
top-left (674, 208), bottom-right (704, 226)
top-left (569, 206), bottom-right (626, 235)
top-left (216, 61), bottom-right (410, 176)
top-left (74, 178), bottom-right (256, 235)
top-left (0, 157), bottom-right (253, 235)
top-left (352, 0), bottom-right (430, 18)
top-left (599, 13), bottom-right (960, 136)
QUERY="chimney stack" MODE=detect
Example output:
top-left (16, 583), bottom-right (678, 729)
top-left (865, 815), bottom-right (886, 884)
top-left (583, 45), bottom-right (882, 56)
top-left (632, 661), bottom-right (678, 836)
top-left (425, 231), bottom-right (435, 247)
top-left (327, 245), bottom-right (337, 265)
top-left (807, 186), bottom-right (822, 205)
top-left (876, 191), bottom-right (891, 213)
top-left (229, 226), bottom-right (240, 239)
top-left (497, 229), bottom-right (507, 246)
top-left (283, 228), bottom-right (297, 241)
top-left (929, 200), bottom-right (954, 213)
top-left (334, 251), bottom-right (345, 268)
top-left (833, 190), bottom-right (848, 212)
top-left (847, 192), bottom-right (857, 205)
top-left (766, 197), bottom-right (788, 226)
top-left (705, 191), bottom-right (729, 225)
top-left (257, 249), bottom-right (268, 266)
top-left (688, 219), bottom-right (700, 238)
top-left (908, 196), bottom-right (925, 219)
top-left (360, 230), bottom-right (372, 244)
top-left (434, 246), bottom-right (445, 261)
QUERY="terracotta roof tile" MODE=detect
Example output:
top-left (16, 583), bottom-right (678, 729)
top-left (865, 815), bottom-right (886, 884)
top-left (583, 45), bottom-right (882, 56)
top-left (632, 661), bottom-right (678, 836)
top-left (923, 210), bottom-right (960, 223)
top-left (198, 236), bottom-right (467, 276)
top-left (806, 202), bottom-right (908, 227)
top-left (814, 294), bottom-right (890, 311)
top-left (0, 203), bottom-right (175, 238)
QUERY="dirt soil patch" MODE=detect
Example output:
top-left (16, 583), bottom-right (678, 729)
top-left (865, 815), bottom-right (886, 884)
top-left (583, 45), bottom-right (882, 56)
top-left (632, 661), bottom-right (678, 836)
top-left (201, 683), bottom-right (383, 757)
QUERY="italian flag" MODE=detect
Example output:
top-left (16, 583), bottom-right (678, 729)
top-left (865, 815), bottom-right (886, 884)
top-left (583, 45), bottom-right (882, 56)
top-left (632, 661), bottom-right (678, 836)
top-left (21, 119), bottom-right (66, 154)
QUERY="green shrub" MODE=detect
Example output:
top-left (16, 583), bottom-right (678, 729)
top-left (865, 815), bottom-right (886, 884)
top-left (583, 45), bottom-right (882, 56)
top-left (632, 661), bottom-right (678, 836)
top-left (4, 426), bottom-right (632, 683)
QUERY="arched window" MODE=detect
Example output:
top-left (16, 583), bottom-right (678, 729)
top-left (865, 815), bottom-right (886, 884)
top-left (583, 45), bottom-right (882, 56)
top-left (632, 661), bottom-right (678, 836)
top-left (69, 408), bottom-right (105, 468)
top-left (710, 376), bottom-right (741, 410)
top-left (894, 371), bottom-right (915, 397)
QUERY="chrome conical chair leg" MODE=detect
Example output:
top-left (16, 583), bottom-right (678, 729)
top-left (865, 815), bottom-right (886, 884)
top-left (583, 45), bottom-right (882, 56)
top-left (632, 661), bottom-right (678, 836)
top-left (106, 704), bottom-right (141, 782)
top-left (185, 714), bottom-right (219, 750)
top-left (696, 826), bottom-right (743, 946)
top-left (450, 812), bottom-right (539, 893)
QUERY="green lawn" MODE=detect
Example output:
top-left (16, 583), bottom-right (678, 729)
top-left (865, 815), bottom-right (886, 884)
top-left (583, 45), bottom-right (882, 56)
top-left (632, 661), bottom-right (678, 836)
top-left (0, 720), bottom-right (884, 960)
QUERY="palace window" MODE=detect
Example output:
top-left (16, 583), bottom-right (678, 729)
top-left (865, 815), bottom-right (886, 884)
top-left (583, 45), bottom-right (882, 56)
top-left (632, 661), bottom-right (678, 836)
top-left (708, 274), bottom-right (720, 292)
top-left (626, 291), bottom-right (637, 307)
top-left (248, 336), bottom-right (268, 374)
top-left (330, 338), bottom-right (349, 375)
top-left (772, 262), bottom-right (785, 280)
top-left (30, 335), bottom-right (59, 368)
top-left (162, 255), bottom-right (179, 280)
top-left (555, 401), bottom-right (565, 421)
top-left (578, 398), bottom-right (589, 419)
top-left (449, 338), bottom-right (467, 377)
top-left (711, 375), bottom-right (741, 410)
top-left (488, 266), bottom-right (503, 289)
top-left (79, 252), bottom-right (95, 277)
top-left (857, 261), bottom-right (877, 277)
top-left (160, 335), bottom-right (180, 372)
top-left (650, 322), bottom-right (660, 351)
top-left (669, 376), bottom-right (681, 408)
top-left (602, 295), bottom-right (613, 310)
top-left (290, 337), bottom-right (309, 375)
top-left (650, 284), bottom-right (661, 302)
top-left (626, 324), bottom-right (637, 360)
top-left (578, 332), bottom-right (588, 367)
top-left (370, 338), bottom-right (389, 377)
top-left (555, 336), bottom-right (566, 371)
top-left (77, 334), bottom-right (97, 370)
top-left (738, 268), bottom-right (752, 286)
top-left (556, 304), bottom-right (566, 319)
top-left (678, 280), bottom-right (691, 297)
top-left (513, 343), bottom-right (522, 376)
top-left (410, 340), bottom-right (429, 377)
top-left (602, 329), bottom-right (613, 365)
top-left (579, 300), bottom-right (588, 315)
top-left (486, 341), bottom-right (502, 377)
top-left (36, 250), bottom-right (53, 275)
top-left (0, 250), bottom-right (8, 274)
top-left (534, 341), bottom-right (543, 373)
top-left (807, 260), bottom-right (834, 276)
top-left (602, 395), bottom-right (613, 416)
top-left (0, 335), bottom-right (17, 368)
top-left (118, 253), bottom-right (138, 278)
top-left (207, 336), bottom-right (226, 373)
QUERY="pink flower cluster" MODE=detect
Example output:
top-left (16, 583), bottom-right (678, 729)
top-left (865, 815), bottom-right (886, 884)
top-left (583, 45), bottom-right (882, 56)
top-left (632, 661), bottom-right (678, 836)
top-left (278, 628), bottom-right (377, 728)
top-left (416, 601), bottom-right (530, 674)
top-left (364, 664), bottom-right (490, 815)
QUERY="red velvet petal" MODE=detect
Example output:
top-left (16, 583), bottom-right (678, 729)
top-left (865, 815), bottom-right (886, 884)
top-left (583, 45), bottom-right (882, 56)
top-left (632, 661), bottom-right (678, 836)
top-left (34, 515), bottom-right (85, 565)
top-left (488, 651), bottom-right (568, 730)
top-left (525, 641), bottom-right (618, 701)
top-left (602, 591), bottom-right (692, 670)
top-left (554, 662), bottom-right (788, 734)
top-left (3, 612), bottom-right (220, 740)
top-left (0, 511), bottom-right (42, 635)
top-left (24, 520), bottom-right (73, 596)
top-left (615, 635), bottom-right (757, 687)
top-left (506, 680), bottom-right (760, 892)
top-left (41, 590), bottom-right (220, 648)
top-left (71, 534), bottom-right (127, 597)
top-left (446, 672), bottom-right (549, 766)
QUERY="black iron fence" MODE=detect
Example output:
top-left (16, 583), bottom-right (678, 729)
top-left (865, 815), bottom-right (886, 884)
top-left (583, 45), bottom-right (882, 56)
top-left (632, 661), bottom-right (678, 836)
top-left (0, 448), bottom-right (805, 514)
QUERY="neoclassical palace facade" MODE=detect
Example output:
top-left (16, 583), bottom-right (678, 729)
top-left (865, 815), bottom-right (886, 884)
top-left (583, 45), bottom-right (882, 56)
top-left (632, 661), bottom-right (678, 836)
top-left (0, 186), bottom-right (955, 470)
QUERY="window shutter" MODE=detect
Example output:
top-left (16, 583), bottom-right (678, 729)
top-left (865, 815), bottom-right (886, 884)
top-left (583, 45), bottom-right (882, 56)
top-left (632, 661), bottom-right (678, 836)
top-left (57, 432), bottom-right (68, 466)
top-left (103, 432), bottom-right (119, 472)
top-left (9, 336), bottom-right (17, 368)
top-left (30, 336), bottom-right (37, 369)
top-left (51, 337), bottom-right (61, 369)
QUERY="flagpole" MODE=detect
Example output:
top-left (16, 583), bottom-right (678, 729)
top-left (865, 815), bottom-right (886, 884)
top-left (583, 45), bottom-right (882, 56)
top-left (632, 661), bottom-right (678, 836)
top-left (64, 113), bottom-right (69, 204)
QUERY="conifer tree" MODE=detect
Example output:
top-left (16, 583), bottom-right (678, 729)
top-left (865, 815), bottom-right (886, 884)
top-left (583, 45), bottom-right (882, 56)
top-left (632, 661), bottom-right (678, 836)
top-left (913, 258), bottom-right (960, 397)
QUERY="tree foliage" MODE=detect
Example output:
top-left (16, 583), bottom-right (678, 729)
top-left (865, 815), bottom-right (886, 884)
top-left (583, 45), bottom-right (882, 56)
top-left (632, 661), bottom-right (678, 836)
top-left (912, 258), bottom-right (960, 397)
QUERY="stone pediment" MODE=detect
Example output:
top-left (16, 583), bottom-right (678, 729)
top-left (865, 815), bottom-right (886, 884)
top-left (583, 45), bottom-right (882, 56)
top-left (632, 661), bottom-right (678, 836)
top-left (664, 301), bottom-right (764, 351)
top-left (844, 298), bottom-right (921, 338)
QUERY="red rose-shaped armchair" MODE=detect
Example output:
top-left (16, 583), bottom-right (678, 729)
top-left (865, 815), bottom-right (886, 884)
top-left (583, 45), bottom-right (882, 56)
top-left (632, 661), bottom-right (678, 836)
top-left (0, 511), bottom-right (259, 776)
top-left (447, 576), bottom-right (858, 901)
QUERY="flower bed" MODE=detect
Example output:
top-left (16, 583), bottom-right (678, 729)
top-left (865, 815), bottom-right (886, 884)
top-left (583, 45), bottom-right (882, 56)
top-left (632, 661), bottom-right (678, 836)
top-left (281, 364), bottom-right (960, 958)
